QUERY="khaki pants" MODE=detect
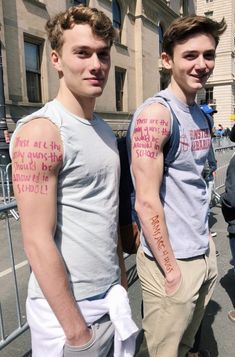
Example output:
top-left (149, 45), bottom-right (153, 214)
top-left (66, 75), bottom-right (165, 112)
top-left (136, 239), bottom-right (217, 357)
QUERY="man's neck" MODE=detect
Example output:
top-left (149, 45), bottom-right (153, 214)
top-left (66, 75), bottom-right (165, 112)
top-left (56, 88), bottom-right (96, 120)
top-left (169, 82), bottom-right (196, 106)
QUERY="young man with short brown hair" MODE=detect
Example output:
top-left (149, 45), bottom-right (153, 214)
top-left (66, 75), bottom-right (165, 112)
top-left (128, 15), bottom-right (226, 357)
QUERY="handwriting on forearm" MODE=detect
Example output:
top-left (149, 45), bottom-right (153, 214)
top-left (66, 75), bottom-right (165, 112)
top-left (133, 117), bottom-right (169, 159)
top-left (12, 136), bottom-right (62, 195)
top-left (150, 215), bottom-right (173, 274)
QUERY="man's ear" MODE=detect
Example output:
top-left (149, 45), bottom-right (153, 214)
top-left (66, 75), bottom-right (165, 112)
top-left (51, 50), bottom-right (62, 71)
top-left (161, 52), bottom-right (173, 70)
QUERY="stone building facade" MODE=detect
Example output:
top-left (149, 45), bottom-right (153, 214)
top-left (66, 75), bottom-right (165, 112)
top-left (0, 0), bottom-right (196, 134)
top-left (196, 0), bottom-right (235, 130)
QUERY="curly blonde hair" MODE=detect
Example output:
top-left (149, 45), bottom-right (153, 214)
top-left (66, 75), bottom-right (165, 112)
top-left (45, 5), bottom-right (115, 54)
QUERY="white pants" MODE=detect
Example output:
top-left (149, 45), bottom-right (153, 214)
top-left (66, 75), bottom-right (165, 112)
top-left (26, 285), bottom-right (138, 357)
top-left (27, 297), bottom-right (113, 357)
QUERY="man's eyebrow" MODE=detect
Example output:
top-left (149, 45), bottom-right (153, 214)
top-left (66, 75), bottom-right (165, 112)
top-left (182, 49), bottom-right (216, 55)
top-left (204, 49), bottom-right (216, 53)
top-left (71, 45), bottom-right (111, 51)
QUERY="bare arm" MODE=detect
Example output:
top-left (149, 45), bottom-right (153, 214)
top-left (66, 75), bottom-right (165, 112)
top-left (12, 119), bottom-right (91, 345)
top-left (131, 103), bottom-right (181, 295)
top-left (117, 232), bottom-right (128, 289)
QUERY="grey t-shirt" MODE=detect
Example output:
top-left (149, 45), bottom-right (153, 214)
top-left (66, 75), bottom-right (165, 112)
top-left (127, 88), bottom-right (211, 259)
top-left (10, 99), bottom-right (120, 300)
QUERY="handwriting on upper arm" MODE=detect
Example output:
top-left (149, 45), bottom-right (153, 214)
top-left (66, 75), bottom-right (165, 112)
top-left (150, 215), bottom-right (173, 274)
top-left (133, 117), bottom-right (170, 159)
top-left (12, 136), bottom-right (62, 195)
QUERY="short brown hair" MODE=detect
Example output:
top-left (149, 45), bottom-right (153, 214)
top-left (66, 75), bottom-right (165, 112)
top-left (163, 15), bottom-right (227, 58)
top-left (45, 5), bottom-right (115, 54)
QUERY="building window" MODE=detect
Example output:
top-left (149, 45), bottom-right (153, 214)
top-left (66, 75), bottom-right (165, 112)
top-left (180, 0), bottom-right (188, 16)
top-left (72, 0), bottom-right (86, 5)
top-left (112, 0), bottom-right (122, 42)
top-left (24, 40), bottom-right (42, 103)
top-left (205, 11), bottom-right (213, 17)
top-left (205, 87), bottom-right (214, 104)
top-left (115, 67), bottom-right (126, 111)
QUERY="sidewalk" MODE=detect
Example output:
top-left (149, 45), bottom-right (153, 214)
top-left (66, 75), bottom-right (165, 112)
top-left (126, 204), bottom-right (235, 357)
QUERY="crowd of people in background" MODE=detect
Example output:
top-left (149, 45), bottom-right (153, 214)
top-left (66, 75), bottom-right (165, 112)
top-left (214, 123), bottom-right (232, 138)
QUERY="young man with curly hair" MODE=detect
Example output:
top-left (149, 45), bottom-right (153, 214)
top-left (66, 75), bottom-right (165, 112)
top-left (10, 5), bottom-right (137, 357)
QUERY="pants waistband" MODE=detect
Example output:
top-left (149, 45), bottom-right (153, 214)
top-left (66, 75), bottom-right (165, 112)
top-left (91, 313), bottom-right (110, 326)
top-left (144, 252), bottom-right (204, 262)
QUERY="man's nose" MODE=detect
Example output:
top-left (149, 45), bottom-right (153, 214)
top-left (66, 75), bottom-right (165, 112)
top-left (90, 53), bottom-right (101, 70)
top-left (195, 55), bottom-right (207, 70)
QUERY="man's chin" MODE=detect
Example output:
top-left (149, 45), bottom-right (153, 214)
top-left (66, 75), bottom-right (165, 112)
top-left (190, 82), bottom-right (204, 92)
top-left (90, 88), bottom-right (104, 97)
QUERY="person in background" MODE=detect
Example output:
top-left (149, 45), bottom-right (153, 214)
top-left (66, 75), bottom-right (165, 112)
top-left (0, 118), bottom-right (10, 144)
top-left (10, 5), bottom-right (138, 357)
top-left (3, 128), bottom-right (10, 144)
top-left (215, 123), bottom-right (224, 137)
top-left (230, 123), bottom-right (235, 142)
top-left (127, 15), bottom-right (226, 357)
top-left (224, 127), bottom-right (231, 138)
top-left (200, 104), bottom-right (218, 239)
top-left (221, 123), bottom-right (235, 323)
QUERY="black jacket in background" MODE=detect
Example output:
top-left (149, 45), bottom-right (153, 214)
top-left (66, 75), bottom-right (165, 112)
top-left (230, 124), bottom-right (235, 142)
top-left (203, 144), bottom-right (217, 182)
top-left (221, 154), bottom-right (235, 234)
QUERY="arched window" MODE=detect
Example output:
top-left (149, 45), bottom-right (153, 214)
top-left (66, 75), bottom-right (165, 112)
top-left (112, 0), bottom-right (121, 42)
